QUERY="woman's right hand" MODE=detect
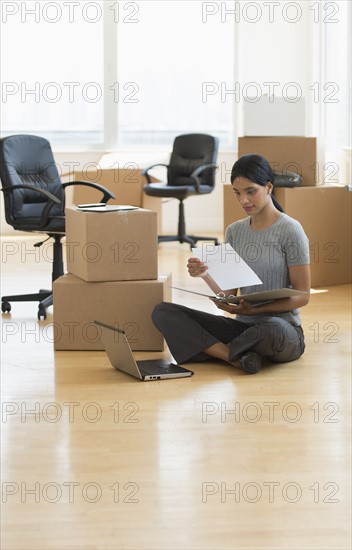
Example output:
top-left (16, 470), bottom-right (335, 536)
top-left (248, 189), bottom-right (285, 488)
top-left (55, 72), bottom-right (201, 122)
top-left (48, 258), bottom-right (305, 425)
top-left (187, 257), bottom-right (208, 278)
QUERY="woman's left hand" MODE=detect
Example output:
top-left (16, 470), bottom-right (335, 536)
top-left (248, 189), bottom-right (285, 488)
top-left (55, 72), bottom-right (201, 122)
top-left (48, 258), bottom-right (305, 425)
top-left (210, 298), bottom-right (255, 316)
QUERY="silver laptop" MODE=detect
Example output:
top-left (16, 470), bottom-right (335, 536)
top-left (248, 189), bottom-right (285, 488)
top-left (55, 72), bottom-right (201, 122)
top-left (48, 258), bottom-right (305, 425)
top-left (94, 320), bottom-right (194, 381)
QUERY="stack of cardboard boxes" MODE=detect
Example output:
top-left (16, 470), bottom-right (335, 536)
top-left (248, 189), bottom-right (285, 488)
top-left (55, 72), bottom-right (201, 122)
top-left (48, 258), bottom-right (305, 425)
top-left (223, 118), bottom-right (351, 286)
top-left (53, 207), bottom-right (171, 351)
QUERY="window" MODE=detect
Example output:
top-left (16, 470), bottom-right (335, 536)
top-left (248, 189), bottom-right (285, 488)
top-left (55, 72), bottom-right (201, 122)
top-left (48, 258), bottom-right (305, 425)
top-left (0, 0), bottom-right (237, 149)
top-left (322, 0), bottom-right (351, 152)
top-left (0, 0), bottom-right (104, 146)
top-left (116, 1), bottom-right (236, 148)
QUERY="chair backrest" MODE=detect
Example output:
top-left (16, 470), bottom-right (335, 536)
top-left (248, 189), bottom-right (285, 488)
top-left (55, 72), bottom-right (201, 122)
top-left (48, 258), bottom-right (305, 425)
top-left (0, 134), bottom-right (63, 226)
top-left (168, 134), bottom-right (219, 187)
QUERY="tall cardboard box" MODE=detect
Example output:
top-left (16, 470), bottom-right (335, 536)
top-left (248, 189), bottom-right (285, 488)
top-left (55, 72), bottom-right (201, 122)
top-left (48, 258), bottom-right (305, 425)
top-left (53, 273), bottom-right (172, 351)
top-left (223, 184), bottom-right (352, 287)
top-left (65, 207), bottom-right (158, 282)
top-left (275, 186), bottom-right (352, 287)
top-left (238, 137), bottom-right (324, 186)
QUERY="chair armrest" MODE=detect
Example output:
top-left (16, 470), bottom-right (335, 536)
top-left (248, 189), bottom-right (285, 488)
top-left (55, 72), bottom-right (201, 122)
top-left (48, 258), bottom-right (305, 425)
top-left (2, 184), bottom-right (62, 229)
top-left (1, 184), bottom-right (61, 203)
top-left (62, 181), bottom-right (116, 203)
top-left (273, 172), bottom-right (302, 188)
top-left (190, 163), bottom-right (218, 191)
top-left (141, 164), bottom-right (169, 184)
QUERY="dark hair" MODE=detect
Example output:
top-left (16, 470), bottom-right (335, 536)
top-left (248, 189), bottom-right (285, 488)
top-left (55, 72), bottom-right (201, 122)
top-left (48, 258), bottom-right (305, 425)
top-left (230, 154), bottom-right (284, 212)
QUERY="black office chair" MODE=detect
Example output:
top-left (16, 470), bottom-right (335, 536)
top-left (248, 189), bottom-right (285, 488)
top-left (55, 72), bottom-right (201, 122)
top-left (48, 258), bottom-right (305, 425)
top-left (0, 134), bottom-right (115, 320)
top-left (143, 134), bottom-right (219, 248)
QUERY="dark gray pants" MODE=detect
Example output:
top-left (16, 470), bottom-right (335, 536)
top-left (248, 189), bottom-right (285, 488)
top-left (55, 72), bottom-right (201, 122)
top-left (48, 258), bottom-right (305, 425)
top-left (152, 302), bottom-right (305, 365)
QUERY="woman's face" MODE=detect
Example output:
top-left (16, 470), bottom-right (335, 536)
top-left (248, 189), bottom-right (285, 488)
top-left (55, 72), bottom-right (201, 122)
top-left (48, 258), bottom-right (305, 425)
top-left (232, 176), bottom-right (273, 215)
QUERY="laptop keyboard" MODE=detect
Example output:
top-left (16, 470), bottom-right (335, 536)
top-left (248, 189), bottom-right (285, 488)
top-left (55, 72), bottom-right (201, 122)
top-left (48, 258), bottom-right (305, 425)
top-left (137, 360), bottom-right (189, 375)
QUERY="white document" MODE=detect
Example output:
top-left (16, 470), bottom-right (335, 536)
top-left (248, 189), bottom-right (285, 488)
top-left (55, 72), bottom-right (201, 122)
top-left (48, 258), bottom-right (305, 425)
top-left (192, 243), bottom-right (262, 290)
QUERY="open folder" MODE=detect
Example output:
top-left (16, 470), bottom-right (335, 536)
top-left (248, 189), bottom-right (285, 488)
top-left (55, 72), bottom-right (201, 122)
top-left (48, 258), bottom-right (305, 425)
top-left (171, 286), bottom-right (308, 305)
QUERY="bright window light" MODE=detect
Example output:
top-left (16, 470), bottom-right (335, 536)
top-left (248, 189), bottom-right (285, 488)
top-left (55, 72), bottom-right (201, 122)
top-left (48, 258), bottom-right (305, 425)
top-left (0, 0), bottom-right (104, 145)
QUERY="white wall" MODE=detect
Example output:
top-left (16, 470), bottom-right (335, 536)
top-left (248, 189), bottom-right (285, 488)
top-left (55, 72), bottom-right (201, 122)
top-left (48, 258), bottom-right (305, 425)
top-left (237, 0), bottom-right (318, 136)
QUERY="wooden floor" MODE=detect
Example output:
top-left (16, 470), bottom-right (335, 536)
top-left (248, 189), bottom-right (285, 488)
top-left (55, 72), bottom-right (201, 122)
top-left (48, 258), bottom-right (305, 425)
top-left (1, 236), bottom-right (351, 550)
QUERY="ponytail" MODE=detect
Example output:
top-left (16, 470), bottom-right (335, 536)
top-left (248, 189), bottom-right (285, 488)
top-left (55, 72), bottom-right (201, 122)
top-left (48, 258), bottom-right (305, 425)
top-left (271, 192), bottom-right (284, 213)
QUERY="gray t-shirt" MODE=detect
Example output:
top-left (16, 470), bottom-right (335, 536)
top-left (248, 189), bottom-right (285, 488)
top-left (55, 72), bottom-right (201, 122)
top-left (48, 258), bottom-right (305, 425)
top-left (225, 213), bottom-right (310, 326)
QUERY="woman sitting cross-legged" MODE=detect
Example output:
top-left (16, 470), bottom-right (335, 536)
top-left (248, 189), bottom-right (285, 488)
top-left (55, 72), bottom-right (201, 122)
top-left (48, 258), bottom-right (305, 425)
top-left (152, 154), bottom-right (311, 374)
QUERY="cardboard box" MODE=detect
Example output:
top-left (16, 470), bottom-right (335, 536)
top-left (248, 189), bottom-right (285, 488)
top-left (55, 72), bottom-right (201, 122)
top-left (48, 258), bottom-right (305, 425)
top-left (243, 96), bottom-right (306, 136)
top-left (70, 168), bottom-right (163, 232)
top-left (72, 168), bottom-right (143, 206)
top-left (223, 184), bottom-right (352, 287)
top-left (53, 273), bottom-right (172, 351)
top-left (65, 207), bottom-right (158, 282)
top-left (275, 186), bottom-right (352, 286)
top-left (238, 136), bottom-right (324, 186)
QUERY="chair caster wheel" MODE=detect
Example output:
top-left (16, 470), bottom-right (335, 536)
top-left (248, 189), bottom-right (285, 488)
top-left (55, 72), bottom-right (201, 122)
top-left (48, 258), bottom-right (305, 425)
top-left (2, 301), bottom-right (11, 313)
top-left (38, 306), bottom-right (47, 320)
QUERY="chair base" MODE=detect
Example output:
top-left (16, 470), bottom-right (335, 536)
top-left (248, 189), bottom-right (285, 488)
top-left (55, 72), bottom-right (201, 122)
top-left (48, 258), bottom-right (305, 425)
top-left (1, 290), bottom-right (53, 320)
top-left (158, 200), bottom-right (219, 249)
top-left (158, 235), bottom-right (219, 248)
top-left (1, 234), bottom-right (63, 320)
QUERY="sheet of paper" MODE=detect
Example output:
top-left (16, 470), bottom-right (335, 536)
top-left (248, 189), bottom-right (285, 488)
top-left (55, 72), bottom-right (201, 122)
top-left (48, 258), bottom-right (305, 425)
top-left (192, 243), bottom-right (262, 290)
